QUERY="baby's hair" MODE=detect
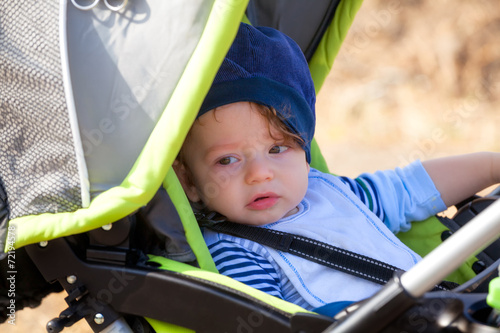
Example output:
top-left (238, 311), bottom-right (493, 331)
top-left (251, 103), bottom-right (305, 147)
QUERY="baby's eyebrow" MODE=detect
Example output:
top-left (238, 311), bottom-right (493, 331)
top-left (203, 143), bottom-right (238, 160)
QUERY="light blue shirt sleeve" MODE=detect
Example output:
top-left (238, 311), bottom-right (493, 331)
top-left (358, 160), bottom-right (447, 233)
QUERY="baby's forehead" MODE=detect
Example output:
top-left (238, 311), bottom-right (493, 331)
top-left (190, 105), bottom-right (283, 136)
top-left (195, 102), bottom-right (268, 124)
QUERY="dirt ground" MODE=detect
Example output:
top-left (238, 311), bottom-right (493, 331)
top-left (4, 1), bottom-right (500, 332)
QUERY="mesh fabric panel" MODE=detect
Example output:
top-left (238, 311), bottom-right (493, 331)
top-left (0, 2), bottom-right (82, 219)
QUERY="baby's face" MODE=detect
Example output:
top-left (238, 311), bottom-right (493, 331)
top-left (178, 102), bottom-right (309, 226)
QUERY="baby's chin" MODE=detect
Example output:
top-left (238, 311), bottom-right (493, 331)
top-left (231, 206), bottom-right (299, 226)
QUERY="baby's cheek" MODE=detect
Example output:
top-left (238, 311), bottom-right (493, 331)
top-left (198, 178), bottom-right (230, 207)
top-left (207, 169), bottom-right (233, 190)
top-left (197, 182), bottom-right (222, 208)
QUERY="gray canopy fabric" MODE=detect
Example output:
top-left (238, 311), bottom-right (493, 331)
top-left (67, 0), bottom-right (211, 197)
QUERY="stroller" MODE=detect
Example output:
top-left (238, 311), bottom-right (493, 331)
top-left (1, 0), bottom-right (499, 332)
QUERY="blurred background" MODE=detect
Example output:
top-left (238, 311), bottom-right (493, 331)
top-left (5, 0), bottom-right (499, 331)
top-left (316, 0), bottom-right (500, 177)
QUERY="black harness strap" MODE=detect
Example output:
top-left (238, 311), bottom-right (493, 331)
top-left (207, 222), bottom-right (456, 291)
top-left (209, 222), bottom-right (399, 285)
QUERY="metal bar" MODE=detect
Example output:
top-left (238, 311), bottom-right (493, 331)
top-left (401, 199), bottom-right (500, 297)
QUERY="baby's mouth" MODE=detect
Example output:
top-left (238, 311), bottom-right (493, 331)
top-left (247, 193), bottom-right (279, 210)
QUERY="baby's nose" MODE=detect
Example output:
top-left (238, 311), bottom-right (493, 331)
top-left (244, 157), bottom-right (274, 184)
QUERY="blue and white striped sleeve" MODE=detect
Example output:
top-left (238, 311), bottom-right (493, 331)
top-left (208, 239), bottom-right (284, 298)
top-left (339, 160), bottom-right (447, 234)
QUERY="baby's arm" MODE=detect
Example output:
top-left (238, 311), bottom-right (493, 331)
top-left (422, 152), bottom-right (500, 207)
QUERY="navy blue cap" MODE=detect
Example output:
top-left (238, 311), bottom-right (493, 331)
top-left (199, 23), bottom-right (316, 163)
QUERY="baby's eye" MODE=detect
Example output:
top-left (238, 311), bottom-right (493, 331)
top-left (218, 156), bottom-right (238, 165)
top-left (269, 145), bottom-right (289, 154)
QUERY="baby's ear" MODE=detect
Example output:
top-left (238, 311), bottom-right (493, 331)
top-left (172, 160), bottom-right (201, 202)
